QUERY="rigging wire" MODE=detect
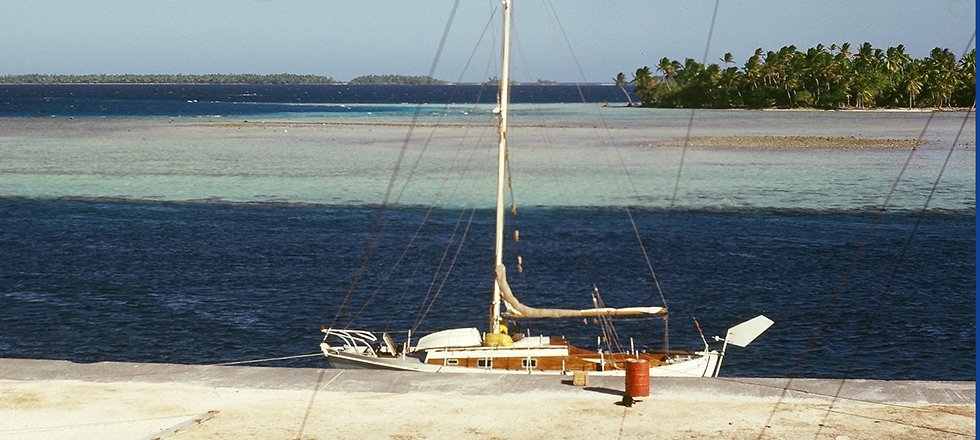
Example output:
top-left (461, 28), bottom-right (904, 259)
top-left (808, 33), bottom-right (977, 440)
top-left (320, 3), bottom-right (970, 435)
top-left (354, 3), bottom-right (501, 333)
top-left (532, 0), bottom-right (678, 354)
top-left (538, 0), bottom-right (672, 298)
top-left (412, 208), bottom-right (470, 330)
top-left (337, 1), bottom-right (501, 328)
top-left (329, 0), bottom-right (463, 329)
top-left (757, 31), bottom-right (978, 440)
top-left (497, 5), bottom-right (604, 324)
top-left (370, 12), bottom-right (501, 330)
top-left (542, 1), bottom-right (972, 432)
top-left (592, 285), bottom-right (629, 357)
top-left (544, 0), bottom-right (675, 313)
top-left (659, 0), bottom-right (721, 265)
top-left (347, 118), bottom-right (491, 328)
top-left (530, 1), bottom-right (637, 348)
top-left (543, 0), bottom-right (706, 352)
top-left (414, 208), bottom-right (478, 331)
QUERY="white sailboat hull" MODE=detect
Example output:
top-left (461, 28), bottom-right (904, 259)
top-left (320, 341), bottom-right (722, 377)
top-left (316, 0), bottom-right (771, 380)
top-left (649, 352), bottom-right (720, 378)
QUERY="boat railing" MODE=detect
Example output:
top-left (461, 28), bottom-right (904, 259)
top-left (321, 328), bottom-right (379, 356)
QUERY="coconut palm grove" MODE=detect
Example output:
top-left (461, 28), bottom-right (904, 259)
top-left (620, 42), bottom-right (975, 109)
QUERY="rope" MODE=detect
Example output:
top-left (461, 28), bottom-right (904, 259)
top-left (344, 4), bottom-right (499, 330)
top-left (414, 208), bottom-right (477, 331)
top-left (592, 285), bottom-right (627, 358)
top-left (212, 353), bottom-right (322, 366)
top-left (331, 0), bottom-right (463, 329)
top-left (545, 0), bottom-right (691, 333)
top-left (657, 0), bottom-right (721, 268)
top-left (535, 0), bottom-right (683, 361)
top-left (352, 114), bottom-right (494, 329)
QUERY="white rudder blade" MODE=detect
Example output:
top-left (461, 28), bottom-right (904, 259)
top-left (724, 315), bottom-right (774, 348)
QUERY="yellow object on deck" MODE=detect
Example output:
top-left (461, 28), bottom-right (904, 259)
top-left (484, 332), bottom-right (514, 347)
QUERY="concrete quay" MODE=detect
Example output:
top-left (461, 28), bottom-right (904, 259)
top-left (0, 358), bottom-right (973, 439)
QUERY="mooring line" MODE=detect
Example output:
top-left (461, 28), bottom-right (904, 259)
top-left (212, 353), bottom-right (321, 367)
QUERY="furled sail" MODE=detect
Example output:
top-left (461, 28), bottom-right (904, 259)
top-left (495, 265), bottom-right (666, 318)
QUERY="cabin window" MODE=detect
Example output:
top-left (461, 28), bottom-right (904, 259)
top-left (521, 358), bottom-right (537, 369)
top-left (445, 359), bottom-right (459, 366)
top-left (477, 358), bottom-right (492, 368)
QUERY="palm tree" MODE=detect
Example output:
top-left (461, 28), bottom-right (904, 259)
top-left (719, 66), bottom-right (743, 107)
top-left (800, 44), bottom-right (835, 106)
top-left (883, 44), bottom-right (911, 76)
top-left (721, 52), bottom-right (735, 67)
top-left (850, 42), bottom-right (886, 108)
top-left (632, 66), bottom-right (655, 104)
top-left (743, 48), bottom-right (764, 89)
top-left (672, 58), bottom-right (706, 106)
top-left (621, 42), bottom-right (967, 109)
top-left (614, 72), bottom-right (635, 107)
top-left (703, 63), bottom-right (723, 106)
top-left (953, 49), bottom-right (975, 107)
top-left (904, 62), bottom-right (925, 108)
top-left (829, 43), bottom-right (855, 107)
top-left (655, 57), bottom-right (678, 91)
top-left (925, 47), bottom-right (959, 107)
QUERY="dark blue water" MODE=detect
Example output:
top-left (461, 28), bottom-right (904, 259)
top-left (0, 198), bottom-right (973, 379)
top-left (0, 84), bottom-right (630, 117)
top-left (0, 84), bottom-right (974, 379)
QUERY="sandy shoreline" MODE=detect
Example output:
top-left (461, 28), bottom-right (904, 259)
top-left (0, 359), bottom-right (974, 440)
top-left (646, 135), bottom-right (931, 149)
top-left (3, 113), bottom-right (971, 148)
top-left (199, 122), bottom-right (943, 149)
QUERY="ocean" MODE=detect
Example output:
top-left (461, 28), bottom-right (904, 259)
top-left (0, 83), bottom-right (629, 118)
top-left (0, 84), bottom-right (974, 379)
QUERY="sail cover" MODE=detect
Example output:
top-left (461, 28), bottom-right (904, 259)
top-left (495, 265), bottom-right (666, 318)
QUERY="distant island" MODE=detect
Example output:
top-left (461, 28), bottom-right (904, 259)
top-left (619, 43), bottom-right (975, 110)
top-left (0, 74), bottom-right (456, 85)
top-left (348, 75), bottom-right (448, 85)
top-left (0, 74), bottom-right (341, 84)
top-left (0, 73), bottom-right (575, 86)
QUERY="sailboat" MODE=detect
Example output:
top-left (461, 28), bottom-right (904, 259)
top-left (320, 0), bottom-right (772, 377)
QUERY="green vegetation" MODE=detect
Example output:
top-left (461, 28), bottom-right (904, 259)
top-left (0, 74), bottom-right (339, 84)
top-left (348, 75), bottom-right (448, 85)
top-left (623, 43), bottom-right (975, 109)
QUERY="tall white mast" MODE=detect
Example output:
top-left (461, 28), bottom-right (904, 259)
top-left (490, 0), bottom-right (512, 335)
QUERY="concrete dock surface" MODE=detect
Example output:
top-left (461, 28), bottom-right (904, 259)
top-left (0, 358), bottom-right (973, 439)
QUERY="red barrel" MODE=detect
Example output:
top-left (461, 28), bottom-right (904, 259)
top-left (624, 359), bottom-right (650, 398)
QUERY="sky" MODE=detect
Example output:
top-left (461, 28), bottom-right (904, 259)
top-left (1, 0), bottom-right (975, 83)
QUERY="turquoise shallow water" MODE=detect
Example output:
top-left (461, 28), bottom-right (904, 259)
top-left (0, 104), bottom-right (974, 379)
top-left (0, 106), bottom-right (974, 213)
